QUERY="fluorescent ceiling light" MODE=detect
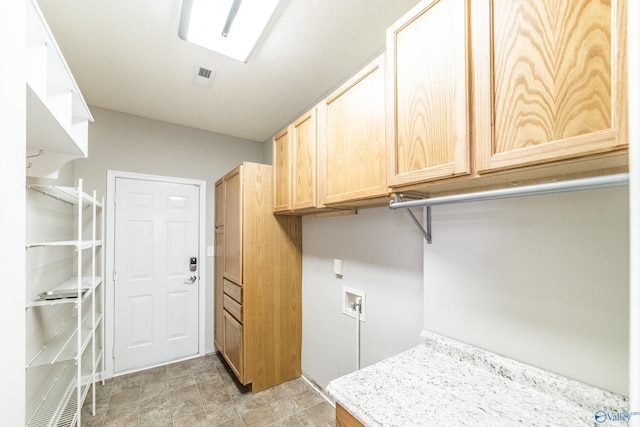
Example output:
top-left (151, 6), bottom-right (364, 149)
top-left (178, 0), bottom-right (281, 63)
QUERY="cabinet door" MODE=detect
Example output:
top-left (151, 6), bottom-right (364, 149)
top-left (387, 0), bottom-right (471, 188)
top-left (474, 0), bottom-right (627, 173)
top-left (223, 310), bottom-right (244, 382)
top-left (292, 109), bottom-right (318, 210)
top-left (215, 177), bottom-right (224, 227)
top-left (273, 127), bottom-right (292, 213)
top-left (322, 55), bottom-right (388, 205)
top-left (223, 166), bottom-right (242, 285)
top-left (214, 180), bottom-right (224, 351)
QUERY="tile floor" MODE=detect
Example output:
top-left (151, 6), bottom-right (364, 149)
top-left (81, 353), bottom-right (336, 427)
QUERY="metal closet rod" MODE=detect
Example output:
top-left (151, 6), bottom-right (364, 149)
top-left (390, 173), bottom-right (630, 210)
top-left (389, 173), bottom-right (630, 244)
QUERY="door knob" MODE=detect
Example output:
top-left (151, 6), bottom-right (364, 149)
top-left (184, 276), bottom-right (197, 283)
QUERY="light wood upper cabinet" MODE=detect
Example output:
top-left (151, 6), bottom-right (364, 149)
top-left (273, 127), bottom-right (292, 213)
top-left (292, 109), bottom-right (318, 210)
top-left (273, 107), bottom-right (320, 213)
top-left (473, 0), bottom-right (627, 173)
top-left (387, 0), bottom-right (471, 188)
top-left (319, 54), bottom-right (389, 206)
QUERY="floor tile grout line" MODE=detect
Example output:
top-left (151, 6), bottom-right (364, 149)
top-left (93, 354), bottom-right (333, 427)
top-left (301, 374), bottom-right (335, 409)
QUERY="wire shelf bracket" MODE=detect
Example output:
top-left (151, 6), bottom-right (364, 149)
top-left (389, 173), bottom-right (630, 244)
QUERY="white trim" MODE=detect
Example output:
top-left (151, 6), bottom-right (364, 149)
top-left (300, 373), bottom-right (335, 408)
top-left (628, 0), bottom-right (640, 422)
top-left (105, 170), bottom-right (207, 379)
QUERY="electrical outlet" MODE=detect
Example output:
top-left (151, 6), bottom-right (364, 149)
top-left (342, 286), bottom-right (366, 322)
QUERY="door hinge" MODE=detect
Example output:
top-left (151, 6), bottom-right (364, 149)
top-left (112, 270), bottom-right (116, 281)
top-left (112, 348), bottom-right (115, 359)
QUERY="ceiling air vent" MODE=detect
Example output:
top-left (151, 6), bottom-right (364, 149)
top-left (192, 65), bottom-right (216, 88)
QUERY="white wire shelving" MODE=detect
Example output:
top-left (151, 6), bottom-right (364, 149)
top-left (26, 178), bottom-right (105, 427)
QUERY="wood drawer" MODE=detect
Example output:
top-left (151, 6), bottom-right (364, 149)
top-left (224, 294), bottom-right (243, 323)
top-left (223, 278), bottom-right (242, 304)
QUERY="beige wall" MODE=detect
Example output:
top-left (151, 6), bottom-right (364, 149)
top-left (301, 207), bottom-right (424, 389)
top-left (300, 187), bottom-right (629, 396)
top-left (74, 107), bottom-right (265, 355)
top-left (423, 186), bottom-right (629, 395)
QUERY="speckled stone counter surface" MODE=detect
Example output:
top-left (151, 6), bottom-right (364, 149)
top-left (326, 330), bottom-right (628, 427)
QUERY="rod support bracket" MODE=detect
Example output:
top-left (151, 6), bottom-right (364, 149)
top-left (393, 194), bottom-right (432, 244)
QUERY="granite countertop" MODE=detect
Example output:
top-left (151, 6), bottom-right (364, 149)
top-left (326, 330), bottom-right (628, 427)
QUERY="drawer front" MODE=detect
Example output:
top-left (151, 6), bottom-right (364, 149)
top-left (223, 278), bottom-right (242, 304)
top-left (223, 294), bottom-right (243, 323)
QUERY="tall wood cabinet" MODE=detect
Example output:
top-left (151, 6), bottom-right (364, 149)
top-left (214, 162), bottom-right (302, 392)
top-left (273, 108), bottom-right (319, 214)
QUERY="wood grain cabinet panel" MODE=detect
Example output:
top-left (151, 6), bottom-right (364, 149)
top-left (387, 0), bottom-right (627, 195)
top-left (387, 0), bottom-right (471, 187)
top-left (214, 162), bottom-right (302, 392)
top-left (223, 310), bottom-right (244, 381)
top-left (223, 294), bottom-right (243, 323)
top-left (474, 0), bottom-right (627, 172)
top-left (223, 167), bottom-right (242, 285)
top-left (223, 278), bottom-right (242, 304)
top-left (273, 127), bottom-right (292, 213)
top-left (273, 108), bottom-right (320, 214)
top-left (320, 54), bottom-right (388, 206)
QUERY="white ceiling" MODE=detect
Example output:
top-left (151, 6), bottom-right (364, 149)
top-left (36, 0), bottom-right (422, 142)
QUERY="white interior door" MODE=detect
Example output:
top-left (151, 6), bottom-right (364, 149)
top-left (113, 177), bottom-right (200, 373)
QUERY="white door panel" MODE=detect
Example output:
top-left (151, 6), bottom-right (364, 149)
top-left (114, 178), bottom-right (199, 372)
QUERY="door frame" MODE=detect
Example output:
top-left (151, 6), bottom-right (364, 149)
top-left (105, 170), bottom-right (207, 379)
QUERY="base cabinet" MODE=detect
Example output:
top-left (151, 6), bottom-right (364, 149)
top-left (336, 404), bottom-right (365, 427)
top-left (214, 162), bottom-right (302, 392)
